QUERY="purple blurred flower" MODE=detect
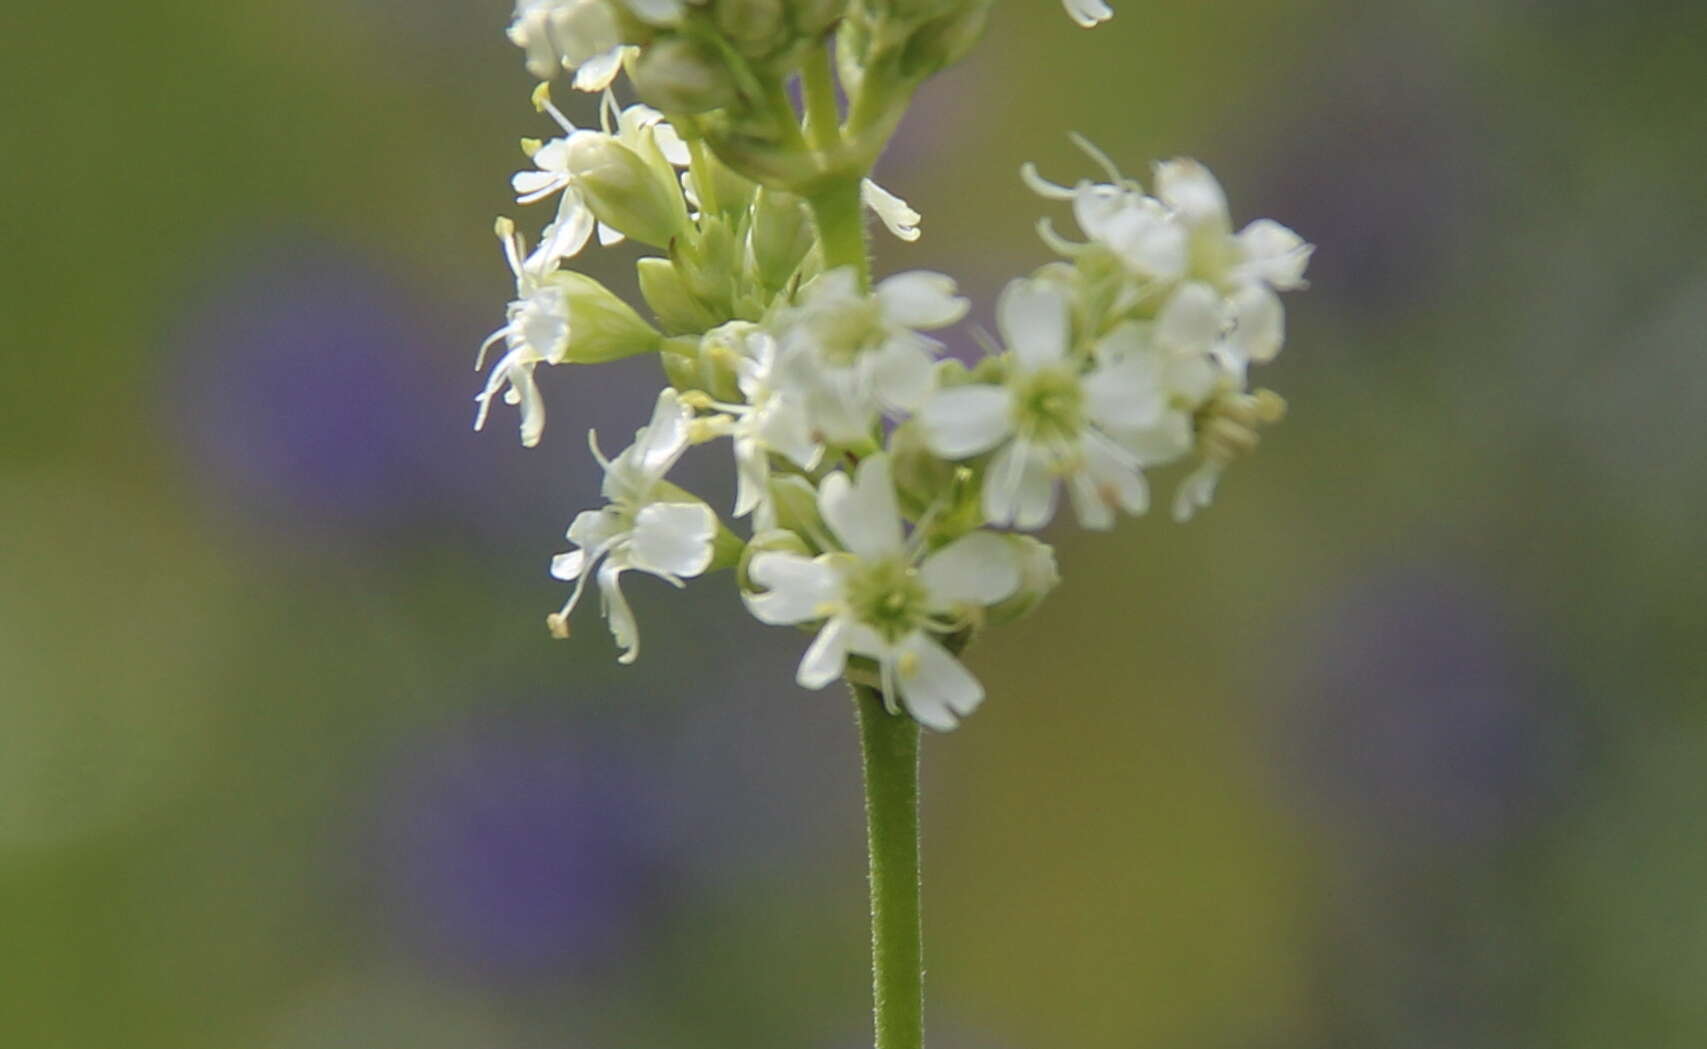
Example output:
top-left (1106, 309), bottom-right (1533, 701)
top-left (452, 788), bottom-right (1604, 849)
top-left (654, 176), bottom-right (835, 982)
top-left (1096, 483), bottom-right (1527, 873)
top-left (1278, 565), bottom-right (1564, 846)
top-left (370, 708), bottom-right (676, 982)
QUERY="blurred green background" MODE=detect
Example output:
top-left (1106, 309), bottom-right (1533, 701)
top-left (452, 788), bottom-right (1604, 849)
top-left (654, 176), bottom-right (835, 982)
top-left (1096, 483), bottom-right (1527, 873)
top-left (5, 2), bottom-right (1706, 1047)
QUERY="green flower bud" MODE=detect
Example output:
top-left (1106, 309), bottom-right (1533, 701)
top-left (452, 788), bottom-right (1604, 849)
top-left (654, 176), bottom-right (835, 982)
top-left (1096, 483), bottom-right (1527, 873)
top-left (567, 133), bottom-right (690, 247)
top-left (901, 0), bottom-right (993, 77)
top-left (746, 186), bottom-right (814, 291)
top-left (630, 38), bottom-right (738, 114)
top-left (637, 256), bottom-right (721, 334)
top-left (716, 0), bottom-right (789, 58)
top-left (736, 526), bottom-right (813, 595)
top-left (552, 271), bottom-right (662, 362)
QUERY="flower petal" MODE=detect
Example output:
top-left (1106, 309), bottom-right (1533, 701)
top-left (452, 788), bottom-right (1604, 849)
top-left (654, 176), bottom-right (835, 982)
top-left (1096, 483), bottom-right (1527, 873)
top-left (997, 279), bottom-right (1070, 371)
top-left (875, 271), bottom-right (967, 329)
top-left (895, 633), bottom-right (983, 731)
top-left (746, 552), bottom-right (841, 625)
top-left (919, 385), bottom-right (1013, 459)
top-left (1082, 356), bottom-right (1163, 432)
top-left (1224, 283), bottom-right (1284, 365)
top-left (597, 559), bottom-right (640, 663)
top-left (862, 179), bottom-right (922, 242)
top-left (797, 615), bottom-right (852, 689)
top-left (1235, 219), bottom-right (1312, 290)
top-left (1154, 158), bottom-right (1230, 232)
top-left (550, 549), bottom-right (586, 581)
top-left (819, 455), bottom-right (904, 559)
top-left (1155, 281), bottom-right (1222, 356)
top-left (628, 501), bottom-right (716, 579)
top-left (983, 440), bottom-right (1058, 530)
top-left (869, 337), bottom-right (937, 412)
top-left (921, 531), bottom-right (1021, 607)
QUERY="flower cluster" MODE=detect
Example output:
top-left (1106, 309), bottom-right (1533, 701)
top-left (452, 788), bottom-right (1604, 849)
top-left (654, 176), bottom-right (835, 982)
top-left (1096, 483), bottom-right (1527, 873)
top-left (479, 0), bottom-right (1309, 729)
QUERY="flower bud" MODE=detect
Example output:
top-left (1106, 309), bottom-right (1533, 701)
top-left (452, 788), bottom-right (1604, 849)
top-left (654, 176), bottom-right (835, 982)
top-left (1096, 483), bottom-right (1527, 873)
top-left (716, 0), bottom-right (789, 58)
top-left (746, 187), bottom-right (814, 291)
top-left (550, 271), bottom-right (662, 362)
top-left (566, 132), bottom-right (689, 247)
top-left (902, 0), bottom-right (994, 77)
top-left (629, 38), bottom-right (738, 114)
top-left (736, 526), bottom-right (813, 595)
top-left (637, 256), bottom-right (720, 334)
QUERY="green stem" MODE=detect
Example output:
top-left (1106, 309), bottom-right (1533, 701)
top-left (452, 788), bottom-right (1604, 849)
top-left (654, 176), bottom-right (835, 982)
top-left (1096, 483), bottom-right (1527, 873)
top-left (808, 175), bottom-right (871, 289)
top-left (854, 683), bottom-right (923, 1049)
top-left (801, 41), bottom-right (843, 153)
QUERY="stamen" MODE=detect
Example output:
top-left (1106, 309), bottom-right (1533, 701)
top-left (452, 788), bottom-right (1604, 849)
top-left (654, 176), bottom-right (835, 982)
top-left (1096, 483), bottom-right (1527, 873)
top-left (1019, 161), bottom-right (1076, 201)
top-left (1068, 132), bottom-right (1129, 187)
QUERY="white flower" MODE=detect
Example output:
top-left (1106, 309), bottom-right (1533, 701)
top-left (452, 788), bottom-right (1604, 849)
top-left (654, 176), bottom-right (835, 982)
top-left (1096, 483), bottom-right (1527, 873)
top-left (515, 89), bottom-right (691, 266)
top-left (507, 0), bottom-right (633, 91)
top-left (1062, 0), bottom-right (1113, 27)
top-left (744, 456), bottom-right (1021, 731)
top-left (547, 389), bottom-right (717, 662)
top-left (777, 268), bottom-right (968, 445)
top-left (474, 218), bottom-right (573, 447)
top-left (919, 279), bottom-right (1159, 530)
top-left (683, 323), bottom-right (823, 531)
top-left (861, 179), bottom-right (922, 242)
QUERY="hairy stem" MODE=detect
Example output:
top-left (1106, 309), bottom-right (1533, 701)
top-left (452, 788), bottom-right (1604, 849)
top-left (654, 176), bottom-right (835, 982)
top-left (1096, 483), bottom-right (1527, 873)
top-left (854, 683), bottom-right (924, 1049)
top-left (808, 175), bottom-right (871, 289)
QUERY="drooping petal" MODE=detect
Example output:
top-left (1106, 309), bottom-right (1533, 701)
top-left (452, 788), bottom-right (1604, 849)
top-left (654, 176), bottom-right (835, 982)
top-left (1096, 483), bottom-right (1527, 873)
top-left (862, 179), bottom-right (923, 242)
top-left (627, 501), bottom-right (716, 579)
top-left (597, 559), bottom-right (640, 663)
top-left (997, 279), bottom-right (1071, 371)
top-left (920, 531), bottom-right (1021, 607)
top-left (797, 615), bottom-right (853, 689)
top-left (919, 385), bottom-right (1013, 459)
top-left (875, 271), bottom-right (967, 329)
top-left (746, 552), bottom-right (842, 625)
top-left (819, 455), bottom-right (904, 559)
top-left (895, 632), bottom-right (983, 731)
top-left (550, 549), bottom-right (587, 581)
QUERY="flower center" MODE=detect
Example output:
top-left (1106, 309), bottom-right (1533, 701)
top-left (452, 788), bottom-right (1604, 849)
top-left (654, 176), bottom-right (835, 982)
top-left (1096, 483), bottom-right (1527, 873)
top-left (845, 557), bottom-right (931, 643)
top-left (811, 298), bottom-right (885, 365)
top-left (1012, 366), bottom-right (1085, 442)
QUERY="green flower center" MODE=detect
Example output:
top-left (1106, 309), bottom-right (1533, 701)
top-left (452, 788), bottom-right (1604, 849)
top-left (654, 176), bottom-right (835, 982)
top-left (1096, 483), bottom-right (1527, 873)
top-left (1012, 366), bottom-right (1085, 442)
top-left (845, 557), bottom-right (931, 643)
top-left (811, 298), bottom-right (885, 365)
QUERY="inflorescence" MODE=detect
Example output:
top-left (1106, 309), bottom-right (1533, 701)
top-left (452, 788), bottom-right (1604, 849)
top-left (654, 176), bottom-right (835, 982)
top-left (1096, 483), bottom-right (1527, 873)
top-left (479, 0), bottom-right (1312, 730)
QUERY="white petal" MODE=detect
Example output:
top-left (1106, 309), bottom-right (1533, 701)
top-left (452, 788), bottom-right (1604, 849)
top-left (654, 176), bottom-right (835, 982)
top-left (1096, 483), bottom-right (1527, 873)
top-left (571, 45), bottom-right (626, 92)
top-left (1061, 0), bottom-right (1113, 27)
top-left (895, 633), bottom-right (983, 731)
top-left (622, 0), bottom-right (683, 26)
top-left (532, 198), bottom-right (596, 265)
top-left (919, 385), bottom-right (1013, 459)
top-left (997, 279), bottom-right (1070, 371)
top-left (1171, 463), bottom-right (1222, 523)
top-left (746, 552), bottom-right (841, 625)
top-left (869, 337), bottom-right (937, 412)
top-left (597, 560), bottom-right (640, 663)
top-left (862, 179), bottom-right (922, 242)
top-left (567, 507), bottom-right (625, 549)
top-left (797, 616), bottom-right (853, 689)
top-left (1225, 284), bottom-right (1284, 365)
top-left (819, 455), bottom-right (904, 559)
top-left (1083, 357), bottom-right (1163, 432)
top-left (633, 389), bottom-right (691, 478)
top-left (596, 221), bottom-right (626, 247)
top-left (628, 501), bottom-right (716, 579)
top-left (652, 122), bottom-right (692, 167)
top-left (1155, 282), bottom-right (1222, 356)
top-left (920, 531), bottom-right (1021, 607)
top-left (1119, 412), bottom-right (1195, 467)
top-left (1154, 159), bottom-right (1230, 231)
top-left (1072, 183), bottom-right (1130, 241)
top-left (550, 549), bottom-right (587, 581)
top-left (983, 441), bottom-right (1058, 530)
top-left (1100, 199), bottom-right (1187, 280)
top-left (1067, 471), bottom-right (1115, 531)
top-left (512, 170), bottom-right (564, 200)
top-left (1235, 219), bottom-right (1312, 290)
top-left (1082, 432), bottom-right (1149, 518)
top-left (875, 271), bottom-right (967, 329)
